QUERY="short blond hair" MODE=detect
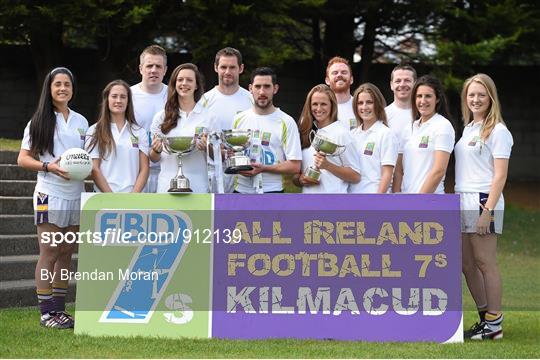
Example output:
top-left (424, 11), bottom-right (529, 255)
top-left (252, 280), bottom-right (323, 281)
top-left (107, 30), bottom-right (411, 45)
top-left (139, 45), bottom-right (167, 66)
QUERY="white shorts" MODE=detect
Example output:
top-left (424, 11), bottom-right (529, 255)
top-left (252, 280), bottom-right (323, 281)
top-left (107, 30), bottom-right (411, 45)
top-left (458, 192), bottom-right (505, 234)
top-left (33, 192), bottom-right (81, 228)
top-left (144, 166), bottom-right (160, 193)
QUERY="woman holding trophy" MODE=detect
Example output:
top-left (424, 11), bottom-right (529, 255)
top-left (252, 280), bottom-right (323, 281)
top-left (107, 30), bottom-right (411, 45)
top-left (86, 80), bottom-right (149, 192)
top-left (149, 63), bottom-right (214, 193)
top-left (293, 84), bottom-right (360, 193)
top-left (348, 83), bottom-right (398, 193)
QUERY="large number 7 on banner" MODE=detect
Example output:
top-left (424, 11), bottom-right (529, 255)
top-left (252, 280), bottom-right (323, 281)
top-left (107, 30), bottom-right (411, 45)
top-left (95, 210), bottom-right (192, 324)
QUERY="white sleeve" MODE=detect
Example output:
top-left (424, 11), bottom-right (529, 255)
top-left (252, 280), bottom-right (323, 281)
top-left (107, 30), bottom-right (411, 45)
top-left (137, 127), bottom-right (150, 156)
top-left (283, 118), bottom-right (302, 161)
top-left (489, 126), bottom-right (513, 159)
top-left (380, 130), bottom-right (398, 166)
top-left (398, 125), bottom-right (411, 154)
top-left (21, 121), bottom-right (31, 150)
top-left (150, 111), bottom-right (165, 137)
top-left (85, 126), bottom-right (100, 159)
top-left (335, 131), bottom-right (360, 173)
top-left (434, 121), bottom-right (455, 153)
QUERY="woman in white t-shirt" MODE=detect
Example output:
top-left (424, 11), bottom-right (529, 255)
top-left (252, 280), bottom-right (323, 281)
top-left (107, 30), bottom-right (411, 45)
top-left (395, 75), bottom-right (455, 193)
top-left (149, 63), bottom-right (212, 193)
top-left (17, 67), bottom-right (88, 329)
top-left (293, 84), bottom-right (360, 193)
top-left (456, 74), bottom-right (513, 340)
top-left (86, 80), bottom-right (149, 192)
top-left (348, 83), bottom-right (398, 193)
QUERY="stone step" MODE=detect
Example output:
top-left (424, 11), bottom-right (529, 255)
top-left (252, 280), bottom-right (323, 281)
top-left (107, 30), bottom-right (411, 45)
top-left (0, 164), bottom-right (35, 180)
top-left (0, 180), bottom-right (35, 196)
top-left (0, 279), bottom-right (76, 308)
top-left (0, 214), bottom-right (35, 235)
top-left (0, 180), bottom-right (94, 196)
top-left (0, 151), bottom-right (18, 165)
top-left (0, 254), bottom-right (78, 281)
top-left (0, 234), bottom-right (39, 256)
top-left (0, 196), bottom-right (33, 214)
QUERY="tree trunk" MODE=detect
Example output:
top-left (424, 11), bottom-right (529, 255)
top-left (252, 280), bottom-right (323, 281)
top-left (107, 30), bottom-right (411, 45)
top-left (28, 20), bottom-right (64, 91)
top-left (322, 0), bottom-right (356, 63)
top-left (359, 5), bottom-right (378, 83)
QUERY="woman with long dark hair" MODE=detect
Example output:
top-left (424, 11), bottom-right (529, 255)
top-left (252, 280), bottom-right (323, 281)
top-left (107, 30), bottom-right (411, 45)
top-left (293, 84), bottom-right (360, 192)
top-left (456, 74), bottom-right (512, 340)
top-left (395, 75), bottom-right (455, 193)
top-left (149, 63), bottom-right (214, 193)
top-left (86, 80), bottom-right (149, 192)
top-left (17, 67), bottom-right (88, 328)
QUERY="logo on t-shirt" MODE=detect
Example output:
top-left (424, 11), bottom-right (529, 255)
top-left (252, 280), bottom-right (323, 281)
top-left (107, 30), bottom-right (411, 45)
top-left (261, 132), bottom-right (271, 146)
top-left (130, 135), bottom-right (139, 148)
top-left (253, 130), bottom-right (260, 139)
top-left (77, 128), bottom-right (86, 141)
top-left (364, 142), bottom-right (375, 155)
top-left (468, 135), bottom-right (481, 146)
top-left (419, 136), bottom-right (429, 148)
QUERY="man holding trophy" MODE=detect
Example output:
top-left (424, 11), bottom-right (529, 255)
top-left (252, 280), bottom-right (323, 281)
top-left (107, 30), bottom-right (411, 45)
top-left (294, 84), bottom-right (360, 193)
top-left (231, 67), bottom-right (302, 193)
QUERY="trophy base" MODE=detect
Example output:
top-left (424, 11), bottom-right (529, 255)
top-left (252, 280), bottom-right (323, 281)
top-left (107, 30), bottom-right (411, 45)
top-left (225, 156), bottom-right (253, 174)
top-left (168, 176), bottom-right (192, 193)
top-left (168, 187), bottom-right (193, 193)
top-left (304, 167), bottom-right (321, 181)
top-left (224, 165), bottom-right (253, 174)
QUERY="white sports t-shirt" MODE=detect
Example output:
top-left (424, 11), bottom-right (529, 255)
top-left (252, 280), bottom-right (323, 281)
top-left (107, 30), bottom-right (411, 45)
top-left (202, 86), bottom-right (253, 193)
top-left (301, 121), bottom-right (360, 194)
top-left (385, 102), bottom-right (413, 149)
top-left (400, 113), bottom-right (455, 194)
top-left (349, 121), bottom-right (398, 193)
top-left (337, 97), bottom-right (357, 131)
top-left (455, 122), bottom-right (513, 193)
top-left (202, 86), bottom-right (253, 131)
top-left (86, 122), bottom-right (149, 193)
top-left (130, 83), bottom-right (168, 173)
top-left (21, 109), bottom-right (88, 200)
top-left (151, 102), bottom-right (216, 193)
top-left (233, 108), bottom-right (302, 193)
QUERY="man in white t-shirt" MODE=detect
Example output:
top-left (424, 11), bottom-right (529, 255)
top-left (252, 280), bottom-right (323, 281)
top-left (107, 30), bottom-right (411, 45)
top-left (202, 47), bottom-right (253, 192)
top-left (325, 56), bottom-right (356, 130)
top-left (385, 64), bottom-right (417, 192)
top-left (130, 44), bottom-right (168, 192)
top-left (233, 67), bottom-right (302, 193)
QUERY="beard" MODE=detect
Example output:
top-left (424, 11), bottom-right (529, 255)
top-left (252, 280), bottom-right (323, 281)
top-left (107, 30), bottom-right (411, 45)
top-left (254, 97), bottom-right (273, 109)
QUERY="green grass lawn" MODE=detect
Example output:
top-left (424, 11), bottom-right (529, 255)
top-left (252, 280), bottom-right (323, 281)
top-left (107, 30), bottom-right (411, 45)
top-left (0, 138), bottom-right (21, 151)
top-left (1, 206), bottom-right (538, 358)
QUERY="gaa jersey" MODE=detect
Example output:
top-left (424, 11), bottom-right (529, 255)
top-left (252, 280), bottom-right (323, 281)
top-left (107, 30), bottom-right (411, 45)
top-left (233, 108), bottom-right (302, 193)
top-left (21, 109), bottom-right (88, 199)
top-left (454, 122), bottom-right (513, 193)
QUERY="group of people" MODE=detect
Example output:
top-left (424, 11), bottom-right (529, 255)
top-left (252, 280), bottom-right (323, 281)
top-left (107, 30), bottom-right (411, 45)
top-left (18, 45), bottom-right (512, 340)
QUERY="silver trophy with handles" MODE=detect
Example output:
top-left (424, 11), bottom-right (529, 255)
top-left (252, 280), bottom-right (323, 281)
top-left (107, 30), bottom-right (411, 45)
top-left (222, 129), bottom-right (253, 174)
top-left (161, 135), bottom-right (197, 192)
top-left (304, 133), bottom-right (346, 181)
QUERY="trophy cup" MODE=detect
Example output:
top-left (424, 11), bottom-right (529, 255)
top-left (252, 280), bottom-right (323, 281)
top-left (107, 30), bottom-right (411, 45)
top-left (222, 129), bottom-right (253, 174)
top-left (304, 133), bottom-right (346, 181)
top-left (161, 135), bottom-right (197, 192)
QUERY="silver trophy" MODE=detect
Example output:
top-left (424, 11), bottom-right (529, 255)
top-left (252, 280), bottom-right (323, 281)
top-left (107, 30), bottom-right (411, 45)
top-left (161, 135), bottom-right (197, 192)
top-left (222, 129), bottom-right (253, 174)
top-left (304, 133), bottom-right (346, 181)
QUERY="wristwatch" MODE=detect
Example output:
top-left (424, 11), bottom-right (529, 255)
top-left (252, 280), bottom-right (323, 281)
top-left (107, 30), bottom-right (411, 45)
top-left (42, 161), bottom-right (49, 172)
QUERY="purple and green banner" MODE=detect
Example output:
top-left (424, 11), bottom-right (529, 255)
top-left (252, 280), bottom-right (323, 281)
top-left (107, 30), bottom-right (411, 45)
top-left (75, 193), bottom-right (462, 342)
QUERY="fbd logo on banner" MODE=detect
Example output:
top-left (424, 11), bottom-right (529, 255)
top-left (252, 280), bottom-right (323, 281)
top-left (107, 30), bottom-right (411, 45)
top-left (75, 193), bottom-right (212, 338)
